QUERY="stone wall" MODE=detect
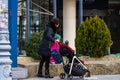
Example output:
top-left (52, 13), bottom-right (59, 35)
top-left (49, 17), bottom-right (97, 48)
top-left (18, 55), bottom-right (120, 78)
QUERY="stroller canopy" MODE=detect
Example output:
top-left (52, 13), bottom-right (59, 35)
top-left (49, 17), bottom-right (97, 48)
top-left (59, 42), bottom-right (75, 63)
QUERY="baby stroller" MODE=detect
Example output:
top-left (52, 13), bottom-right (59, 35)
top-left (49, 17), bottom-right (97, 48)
top-left (58, 42), bottom-right (90, 80)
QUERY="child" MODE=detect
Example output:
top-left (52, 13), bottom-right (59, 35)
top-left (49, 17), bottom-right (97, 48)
top-left (50, 33), bottom-right (64, 64)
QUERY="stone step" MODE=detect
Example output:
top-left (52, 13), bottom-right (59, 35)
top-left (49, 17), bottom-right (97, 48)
top-left (85, 60), bottom-right (120, 75)
top-left (19, 60), bottom-right (120, 78)
top-left (18, 62), bottom-right (64, 78)
top-left (17, 55), bottom-right (120, 78)
top-left (18, 56), bottom-right (38, 64)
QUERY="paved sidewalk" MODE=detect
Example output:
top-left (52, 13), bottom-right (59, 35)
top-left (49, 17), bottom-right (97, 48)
top-left (16, 74), bottom-right (120, 80)
top-left (92, 75), bottom-right (120, 80)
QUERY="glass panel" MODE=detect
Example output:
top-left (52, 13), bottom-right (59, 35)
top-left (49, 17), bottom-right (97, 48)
top-left (18, 0), bottom-right (53, 55)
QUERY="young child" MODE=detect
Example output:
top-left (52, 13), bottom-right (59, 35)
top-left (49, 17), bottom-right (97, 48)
top-left (50, 33), bottom-right (63, 64)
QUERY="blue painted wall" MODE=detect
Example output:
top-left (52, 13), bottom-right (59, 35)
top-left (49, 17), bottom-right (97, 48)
top-left (8, 0), bottom-right (18, 67)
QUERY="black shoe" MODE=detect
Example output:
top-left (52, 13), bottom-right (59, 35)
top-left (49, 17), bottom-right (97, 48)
top-left (44, 75), bottom-right (54, 78)
top-left (37, 74), bottom-right (44, 77)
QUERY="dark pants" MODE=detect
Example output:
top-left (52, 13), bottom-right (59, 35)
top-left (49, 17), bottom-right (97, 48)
top-left (38, 55), bottom-right (50, 75)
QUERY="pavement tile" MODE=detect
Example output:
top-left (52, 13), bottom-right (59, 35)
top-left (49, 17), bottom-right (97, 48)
top-left (15, 74), bottom-right (120, 80)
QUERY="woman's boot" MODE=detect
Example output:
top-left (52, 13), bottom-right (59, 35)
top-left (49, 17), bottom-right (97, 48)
top-left (37, 69), bottom-right (44, 77)
top-left (45, 69), bottom-right (54, 78)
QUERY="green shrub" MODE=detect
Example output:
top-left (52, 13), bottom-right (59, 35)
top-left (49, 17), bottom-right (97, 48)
top-left (75, 16), bottom-right (111, 57)
top-left (25, 31), bottom-right (43, 60)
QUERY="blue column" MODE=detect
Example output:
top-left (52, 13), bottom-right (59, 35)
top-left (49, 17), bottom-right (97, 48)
top-left (26, 0), bottom-right (30, 41)
top-left (79, 0), bottom-right (83, 24)
top-left (53, 0), bottom-right (57, 18)
top-left (8, 0), bottom-right (18, 67)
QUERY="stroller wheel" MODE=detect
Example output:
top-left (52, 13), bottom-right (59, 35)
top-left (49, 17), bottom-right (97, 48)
top-left (60, 73), bottom-right (66, 79)
top-left (67, 74), bottom-right (73, 80)
top-left (84, 70), bottom-right (91, 77)
top-left (79, 76), bottom-right (83, 79)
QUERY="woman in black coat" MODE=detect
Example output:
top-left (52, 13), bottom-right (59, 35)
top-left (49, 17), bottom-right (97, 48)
top-left (37, 18), bottom-right (60, 78)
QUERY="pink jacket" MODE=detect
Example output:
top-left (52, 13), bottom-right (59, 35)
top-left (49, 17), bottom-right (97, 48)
top-left (50, 42), bottom-right (60, 51)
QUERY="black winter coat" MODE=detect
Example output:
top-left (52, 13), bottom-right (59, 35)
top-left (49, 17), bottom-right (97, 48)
top-left (38, 25), bottom-right (55, 56)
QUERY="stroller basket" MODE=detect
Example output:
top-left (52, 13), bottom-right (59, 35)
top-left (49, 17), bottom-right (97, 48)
top-left (64, 63), bottom-right (87, 76)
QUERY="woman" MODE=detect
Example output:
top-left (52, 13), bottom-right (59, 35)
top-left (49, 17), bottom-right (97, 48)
top-left (37, 18), bottom-right (60, 78)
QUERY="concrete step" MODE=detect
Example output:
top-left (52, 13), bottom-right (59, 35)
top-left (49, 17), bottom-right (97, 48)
top-left (17, 55), bottom-right (120, 78)
top-left (12, 67), bottom-right (28, 79)
top-left (18, 56), bottom-right (38, 64)
top-left (18, 60), bottom-right (120, 78)
top-left (85, 60), bottom-right (120, 75)
top-left (19, 62), bottom-right (64, 78)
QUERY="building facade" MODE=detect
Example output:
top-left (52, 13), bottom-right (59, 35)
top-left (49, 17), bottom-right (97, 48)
top-left (18, 0), bottom-right (120, 56)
